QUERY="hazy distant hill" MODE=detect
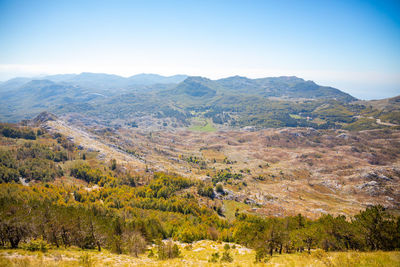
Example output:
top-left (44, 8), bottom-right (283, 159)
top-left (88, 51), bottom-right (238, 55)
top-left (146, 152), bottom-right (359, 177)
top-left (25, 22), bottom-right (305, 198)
top-left (127, 73), bottom-right (188, 85)
top-left (0, 79), bottom-right (104, 121)
top-left (167, 76), bottom-right (219, 98)
top-left (0, 77), bottom-right (33, 92)
top-left (0, 72), bottom-right (398, 130)
top-left (44, 72), bottom-right (188, 90)
top-left (161, 75), bottom-right (356, 102)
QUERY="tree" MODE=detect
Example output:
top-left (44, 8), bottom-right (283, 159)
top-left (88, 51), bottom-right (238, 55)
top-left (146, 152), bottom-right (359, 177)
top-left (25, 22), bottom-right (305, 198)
top-left (302, 227), bottom-right (318, 254)
top-left (111, 217), bottom-right (124, 254)
top-left (111, 159), bottom-right (117, 170)
top-left (125, 231), bottom-right (147, 257)
top-left (354, 205), bottom-right (398, 250)
top-left (0, 221), bottom-right (28, 248)
top-left (216, 183), bottom-right (224, 194)
top-left (156, 240), bottom-right (181, 260)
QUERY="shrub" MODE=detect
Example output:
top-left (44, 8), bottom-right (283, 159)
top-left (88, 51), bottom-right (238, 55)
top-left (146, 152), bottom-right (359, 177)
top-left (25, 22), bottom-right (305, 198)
top-left (220, 250), bottom-right (233, 262)
top-left (24, 238), bottom-right (49, 252)
top-left (254, 247), bottom-right (271, 263)
top-left (156, 240), bottom-right (181, 260)
top-left (216, 184), bottom-right (224, 194)
top-left (148, 249), bottom-right (155, 258)
top-left (208, 252), bottom-right (219, 262)
top-left (125, 231), bottom-right (147, 257)
top-left (197, 185), bottom-right (215, 199)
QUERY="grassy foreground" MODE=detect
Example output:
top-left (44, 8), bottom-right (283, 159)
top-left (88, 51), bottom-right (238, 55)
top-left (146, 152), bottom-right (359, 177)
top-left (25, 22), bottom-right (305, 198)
top-left (0, 241), bottom-right (399, 267)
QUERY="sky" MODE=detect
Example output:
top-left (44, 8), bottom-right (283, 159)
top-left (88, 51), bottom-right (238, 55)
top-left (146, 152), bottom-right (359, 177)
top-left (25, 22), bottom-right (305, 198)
top-left (0, 0), bottom-right (399, 100)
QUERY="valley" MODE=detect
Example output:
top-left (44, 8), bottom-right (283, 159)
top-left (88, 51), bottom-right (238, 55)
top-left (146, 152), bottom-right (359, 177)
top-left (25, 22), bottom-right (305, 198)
top-left (43, 112), bottom-right (400, 218)
top-left (2, 0), bottom-right (400, 265)
top-left (0, 73), bottom-right (399, 266)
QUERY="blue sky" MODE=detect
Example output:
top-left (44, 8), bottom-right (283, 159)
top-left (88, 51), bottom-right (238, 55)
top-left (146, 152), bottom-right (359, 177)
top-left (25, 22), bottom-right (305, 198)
top-left (0, 0), bottom-right (399, 99)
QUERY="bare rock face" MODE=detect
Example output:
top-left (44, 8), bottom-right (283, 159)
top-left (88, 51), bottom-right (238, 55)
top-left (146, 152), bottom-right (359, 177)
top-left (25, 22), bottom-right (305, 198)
top-left (31, 111), bottom-right (58, 124)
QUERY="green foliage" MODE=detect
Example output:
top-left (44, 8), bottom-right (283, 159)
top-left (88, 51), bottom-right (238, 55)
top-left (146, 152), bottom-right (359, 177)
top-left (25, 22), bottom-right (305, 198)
top-left (110, 159), bottom-right (117, 170)
top-left (24, 238), bottom-right (49, 252)
top-left (125, 231), bottom-right (146, 257)
top-left (0, 165), bottom-right (19, 183)
top-left (216, 184), bottom-right (224, 194)
top-left (220, 250), bottom-right (233, 262)
top-left (197, 183), bottom-right (215, 199)
top-left (354, 205), bottom-right (398, 250)
top-left (156, 240), bottom-right (181, 260)
top-left (183, 155), bottom-right (207, 168)
top-left (70, 164), bottom-right (105, 184)
top-left (0, 124), bottom-right (36, 140)
top-left (344, 118), bottom-right (384, 131)
top-left (379, 111), bottom-right (400, 124)
top-left (17, 142), bottom-right (67, 162)
top-left (136, 173), bottom-right (194, 199)
top-left (232, 206), bottom-right (400, 256)
top-left (208, 252), bottom-right (219, 262)
top-left (212, 170), bottom-right (243, 185)
top-left (1, 145), bottom-right (65, 183)
top-left (18, 158), bottom-right (60, 182)
top-left (255, 247), bottom-right (271, 263)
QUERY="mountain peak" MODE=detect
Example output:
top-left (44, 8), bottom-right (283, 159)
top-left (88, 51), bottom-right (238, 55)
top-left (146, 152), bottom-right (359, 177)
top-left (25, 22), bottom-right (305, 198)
top-left (32, 111), bottom-right (58, 124)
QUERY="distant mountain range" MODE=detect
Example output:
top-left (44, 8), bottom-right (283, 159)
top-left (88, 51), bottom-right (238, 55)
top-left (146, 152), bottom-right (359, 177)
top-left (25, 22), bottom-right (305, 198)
top-left (165, 75), bottom-right (356, 102)
top-left (0, 72), bottom-right (398, 130)
top-left (0, 72), bottom-right (355, 101)
top-left (43, 73), bottom-right (189, 89)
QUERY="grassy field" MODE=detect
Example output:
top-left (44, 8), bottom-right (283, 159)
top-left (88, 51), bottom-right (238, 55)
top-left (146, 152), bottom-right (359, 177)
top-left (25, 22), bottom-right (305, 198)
top-left (1, 241), bottom-right (399, 267)
top-left (188, 118), bottom-right (216, 132)
top-left (223, 199), bottom-right (251, 221)
top-left (289, 114), bottom-right (303, 119)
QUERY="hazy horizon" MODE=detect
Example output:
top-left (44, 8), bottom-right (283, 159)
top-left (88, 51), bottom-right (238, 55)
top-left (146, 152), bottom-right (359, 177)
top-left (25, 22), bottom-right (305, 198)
top-left (1, 0), bottom-right (399, 100)
top-left (0, 70), bottom-right (399, 101)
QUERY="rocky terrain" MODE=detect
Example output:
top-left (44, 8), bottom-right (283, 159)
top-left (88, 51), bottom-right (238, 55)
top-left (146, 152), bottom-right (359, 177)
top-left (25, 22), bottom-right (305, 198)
top-left (40, 112), bottom-right (400, 218)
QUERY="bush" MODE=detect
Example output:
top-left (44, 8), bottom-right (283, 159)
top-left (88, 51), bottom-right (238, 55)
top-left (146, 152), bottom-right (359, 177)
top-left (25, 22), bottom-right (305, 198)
top-left (254, 247), bottom-right (271, 263)
top-left (197, 185), bottom-right (215, 199)
top-left (24, 238), bottom-right (49, 252)
top-left (220, 250), bottom-right (233, 262)
top-left (0, 125), bottom-right (36, 140)
top-left (148, 249), bottom-right (155, 258)
top-left (125, 231), bottom-right (147, 257)
top-left (208, 252), bottom-right (219, 262)
top-left (216, 184), bottom-right (224, 194)
top-left (156, 240), bottom-right (181, 260)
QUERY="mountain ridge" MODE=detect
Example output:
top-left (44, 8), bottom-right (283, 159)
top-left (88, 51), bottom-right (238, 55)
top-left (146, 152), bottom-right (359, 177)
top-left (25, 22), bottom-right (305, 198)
top-left (1, 72), bottom-right (398, 131)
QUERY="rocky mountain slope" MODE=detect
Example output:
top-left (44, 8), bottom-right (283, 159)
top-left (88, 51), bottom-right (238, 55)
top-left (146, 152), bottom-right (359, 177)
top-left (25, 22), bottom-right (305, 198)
top-left (35, 111), bottom-right (400, 218)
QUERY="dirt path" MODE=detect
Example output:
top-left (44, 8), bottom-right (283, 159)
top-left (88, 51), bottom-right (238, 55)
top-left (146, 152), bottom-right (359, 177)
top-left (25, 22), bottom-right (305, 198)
top-left (376, 118), bottom-right (398, 127)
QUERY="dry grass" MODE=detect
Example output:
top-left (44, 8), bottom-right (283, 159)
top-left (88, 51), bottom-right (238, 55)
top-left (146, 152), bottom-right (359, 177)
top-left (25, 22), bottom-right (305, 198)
top-left (1, 242), bottom-right (399, 267)
top-left (48, 118), bottom-right (400, 218)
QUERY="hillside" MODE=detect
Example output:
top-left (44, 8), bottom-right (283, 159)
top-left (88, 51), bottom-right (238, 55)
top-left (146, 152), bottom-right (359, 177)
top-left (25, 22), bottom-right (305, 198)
top-left (0, 116), bottom-right (399, 265)
top-left (37, 113), bottom-right (400, 218)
